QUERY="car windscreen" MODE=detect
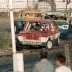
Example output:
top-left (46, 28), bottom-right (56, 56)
top-left (28, 22), bottom-right (48, 31)
top-left (45, 15), bottom-right (67, 20)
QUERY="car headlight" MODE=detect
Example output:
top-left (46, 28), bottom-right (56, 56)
top-left (62, 25), bottom-right (69, 29)
top-left (39, 37), bottom-right (47, 42)
top-left (58, 26), bottom-right (62, 29)
top-left (18, 36), bottom-right (24, 41)
top-left (55, 33), bottom-right (60, 38)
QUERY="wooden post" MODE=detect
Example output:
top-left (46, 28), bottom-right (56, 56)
top-left (64, 44), bottom-right (70, 68)
top-left (13, 53), bottom-right (24, 72)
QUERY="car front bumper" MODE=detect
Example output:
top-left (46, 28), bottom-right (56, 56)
top-left (60, 29), bottom-right (69, 35)
top-left (21, 40), bottom-right (47, 46)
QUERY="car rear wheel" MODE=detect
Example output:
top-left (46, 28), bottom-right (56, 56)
top-left (47, 40), bottom-right (52, 49)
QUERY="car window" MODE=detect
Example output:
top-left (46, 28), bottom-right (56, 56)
top-left (29, 22), bottom-right (41, 30)
top-left (53, 21), bottom-right (57, 28)
top-left (34, 13), bottom-right (42, 17)
top-left (50, 22), bottom-right (55, 31)
top-left (41, 22), bottom-right (48, 29)
top-left (28, 22), bottom-right (48, 31)
top-left (45, 15), bottom-right (67, 20)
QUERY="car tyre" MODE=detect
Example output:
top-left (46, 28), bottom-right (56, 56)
top-left (16, 43), bottom-right (23, 51)
top-left (16, 39), bottom-right (23, 51)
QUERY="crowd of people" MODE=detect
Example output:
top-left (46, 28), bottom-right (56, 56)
top-left (33, 51), bottom-right (72, 72)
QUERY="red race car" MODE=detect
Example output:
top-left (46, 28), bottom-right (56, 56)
top-left (17, 20), bottom-right (60, 50)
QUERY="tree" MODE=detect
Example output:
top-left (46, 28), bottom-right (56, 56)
top-left (48, 0), bottom-right (56, 11)
top-left (38, 0), bottom-right (56, 11)
top-left (66, 0), bottom-right (71, 4)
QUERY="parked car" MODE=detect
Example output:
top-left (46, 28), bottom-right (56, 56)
top-left (44, 15), bottom-right (67, 20)
top-left (45, 15), bottom-right (58, 20)
top-left (14, 8), bottom-right (44, 33)
top-left (56, 20), bottom-right (69, 37)
top-left (16, 20), bottom-right (60, 51)
top-left (14, 18), bottom-right (26, 33)
top-left (18, 8), bottom-right (43, 21)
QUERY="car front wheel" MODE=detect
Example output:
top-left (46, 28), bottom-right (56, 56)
top-left (16, 39), bottom-right (23, 51)
top-left (47, 40), bottom-right (52, 49)
top-left (16, 43), bottom-right (23, 51)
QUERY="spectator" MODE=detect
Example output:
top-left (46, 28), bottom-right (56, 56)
top-left (33, 51), bottom-right (54, 72)
top-left (55, 53), bottom-right (72, 72)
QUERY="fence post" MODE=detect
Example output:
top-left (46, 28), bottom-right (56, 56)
top-left (64, 44), bottom-right (70, 68)
top-left (13, 53), bottom-right (24, 72)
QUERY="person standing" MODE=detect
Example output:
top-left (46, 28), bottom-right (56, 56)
top-left (33, 51), bottom-right (54, 72)
top-left (55, 53), bottom-right (72, 72)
